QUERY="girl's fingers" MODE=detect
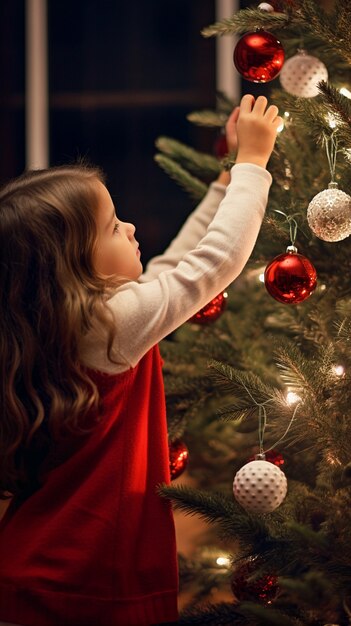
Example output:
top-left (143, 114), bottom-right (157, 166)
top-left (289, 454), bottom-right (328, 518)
top-left (231, 106), bottom-right (240, 124)
top-left (239, 93), bottom-right (280, 125)
top-left (239, 94), bottom-right (255, 113)
top-left (252, 95), bottom-right (268, 114)
top-left (226, 106), bottom-right (240, 130)
top-left (273, 116), bottom-right (284, 129)
top-left (264, 105), bottom-right (280, 121)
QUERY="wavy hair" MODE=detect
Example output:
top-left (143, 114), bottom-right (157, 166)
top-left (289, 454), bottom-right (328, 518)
top-left (0, 164), bottom-right (120, 499)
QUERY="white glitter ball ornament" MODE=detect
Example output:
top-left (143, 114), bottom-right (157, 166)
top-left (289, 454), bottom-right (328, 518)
top-left (258, 2), bottom-right (274, 11)
top-left (279, 49), bottom-right (328, 97)
top-left (307, 182), bottom-right (351, 242)
top-left (233, 459), bottom-right (287, 513)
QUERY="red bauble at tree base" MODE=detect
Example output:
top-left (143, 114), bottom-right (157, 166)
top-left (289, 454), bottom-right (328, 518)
top-left (231, 557), bottom-right (279, 604)
top-left (264, 246), bottom-right (317, 304)
top-left (189, 291), bottom-right (227, 324)
top-left (233, 30), bottom-right (285, 83)
top-left (169, 440), bottom-right (189, 480)
top-left (249, 449), bottom-right (285, 468)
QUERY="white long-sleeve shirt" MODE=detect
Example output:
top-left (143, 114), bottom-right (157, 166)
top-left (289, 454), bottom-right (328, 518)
top-left (79, 163), bottom-right (272, 373)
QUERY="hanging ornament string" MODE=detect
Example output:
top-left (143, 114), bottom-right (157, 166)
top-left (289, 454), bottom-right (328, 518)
top-left (273, 209), bottom-right (298, 246)
top-left (264, 403), bottom-right (300, 453)
top-left (307, 131), bottom-right (351, 242)
top-left (241, 382), bottom-right (300, 455)
top-left (324, 131), bottom-right (339, 183)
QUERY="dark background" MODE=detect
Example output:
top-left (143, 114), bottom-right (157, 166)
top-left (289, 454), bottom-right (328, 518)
top-left (0, 0), bottom-right (269, 261)
top-left (0, 0), bottom-right (220, 262)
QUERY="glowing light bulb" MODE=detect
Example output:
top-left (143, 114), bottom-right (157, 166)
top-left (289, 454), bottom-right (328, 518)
top-left (326, 112), bottom-right (338, 128)
top-left (259, 273), bottom-right (265, 283)
top-left (216, 556), bottom-right (230, 567)
top-left (286, 390), bottom-right (301, 405)
top-left (333, 364), bottom-right (345, 377)
top-left (340, 87), bottom-right (351, 99)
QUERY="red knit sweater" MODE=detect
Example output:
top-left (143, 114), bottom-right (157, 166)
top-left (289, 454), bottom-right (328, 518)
top-left (0, 345), bottom-right (178, 626)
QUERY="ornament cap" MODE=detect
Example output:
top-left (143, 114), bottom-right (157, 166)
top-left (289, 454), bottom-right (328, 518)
top-left (328, 181), bottom-right (339, 190)
top-left (286, 245), bottom-right (298, 254)
top-left (255, 452), bottom-right (266, 460)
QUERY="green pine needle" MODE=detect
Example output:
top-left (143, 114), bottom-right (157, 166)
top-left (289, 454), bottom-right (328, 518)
top-left (201, 8), bottom-right (291, 38)
top-left (238, 602), bottom-right (303, 626)
top-left (154, 154), bottom-right (207, 200)
top-left (155, 136), bottom-right (221, 177)
top-left (186, 110), bottom-right (227, 128)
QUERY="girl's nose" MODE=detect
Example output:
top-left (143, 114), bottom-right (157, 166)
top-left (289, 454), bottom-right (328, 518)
top-left (124, 222), bottom-right (136, 238)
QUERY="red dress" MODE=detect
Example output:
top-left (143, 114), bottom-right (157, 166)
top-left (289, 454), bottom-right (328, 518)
top-left (0, 345), bottom-right (178, 626)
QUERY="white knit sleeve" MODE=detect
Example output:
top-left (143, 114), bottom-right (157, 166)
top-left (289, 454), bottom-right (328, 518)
top-left (79, 163), bottom-right (272, 373)
top-left (141, 181), bottom-right (226, 281)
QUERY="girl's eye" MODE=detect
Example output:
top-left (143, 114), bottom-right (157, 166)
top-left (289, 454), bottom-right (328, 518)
top-left (113, 222), bottom-right (120, 234)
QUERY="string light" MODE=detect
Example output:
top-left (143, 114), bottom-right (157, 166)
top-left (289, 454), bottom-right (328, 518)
top-left (216, 556), bottom-right (231, 567)
top-left (286, 390), bottom-right (302, 405)
top-left (326, 112), bottom-right (338, 128)
top-left (326, 451), bottom-right (342, 466)
top-left (259, 272), bottom-right (265, 283)
top-left (277, 111), bottom-right (290, 134)
top-left (333, 364), bottom-right (345, 377)
top-left (340, 86), bottom-right (351, 99)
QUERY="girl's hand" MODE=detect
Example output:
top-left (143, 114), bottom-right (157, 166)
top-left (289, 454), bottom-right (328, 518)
top-left (235, 94), bottom-right (283, 169)
top-left (225, 106), bottom-right (240, 154)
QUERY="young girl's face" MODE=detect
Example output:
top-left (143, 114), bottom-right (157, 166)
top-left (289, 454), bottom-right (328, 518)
top-left (93, 181), bottom-right (142, 280)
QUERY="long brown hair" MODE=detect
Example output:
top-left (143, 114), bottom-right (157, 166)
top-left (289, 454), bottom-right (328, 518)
top-left (0, 164), bottom-right (118, 498)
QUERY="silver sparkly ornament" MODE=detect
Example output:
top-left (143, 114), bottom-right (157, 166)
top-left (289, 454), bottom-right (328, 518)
top-left (279, 49), bottom-right (328, 98)
top-left (233, 456), bottom-right (287, 513)
top-left (307, 182), bottom-right (351, 242)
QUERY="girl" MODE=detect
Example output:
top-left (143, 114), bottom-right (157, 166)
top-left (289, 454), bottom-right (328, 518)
top-left (0, 94), bottom-right (282, 626)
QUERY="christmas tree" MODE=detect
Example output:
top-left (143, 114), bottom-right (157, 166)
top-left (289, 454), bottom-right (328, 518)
top-left (156, 1), bottom-right (351, 624)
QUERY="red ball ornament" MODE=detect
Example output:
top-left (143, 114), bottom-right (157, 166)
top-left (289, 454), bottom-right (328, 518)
top-left (264, 0), bottom-right (297, 9)
top-left (233, 30), bottom-right (285, 83)
top-left (189, 291), bottom-right (227, 324)
top-left (264, 246), bottom-right (317, 304)
top-left (231, 558), bottom-right (278, 604)
top-left (214, 133), bottom-right (228, 159)
top-left (169, 439), bottom-right (189, 480)
top-left (249, 449), bottom-right (284, 468)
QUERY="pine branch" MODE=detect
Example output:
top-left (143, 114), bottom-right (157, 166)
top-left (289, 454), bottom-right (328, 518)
top-left (274, 343), bottom-right (320, 396)
top-left (164, 374), bottom-right (211, 398)
top-left (178, 602), bottom-right (251, 626)
top-left (155, 136), bottom-right (221, 177)
top-left (208, 360), bottom-right (278, 403)
top-left (279, 570), bottom-right (336, 606)
top-left (317, 81), bottom-right (351, 147)
top-left (300, 0), bottom-right (351, 63)
top-left (158, 483), bottom-right (269, 543)
top-left (201, 8), bottom-right (291, 38)
top-left (335, 315), bottom-right (351, 344)
top-left (186, 110), bottom-right (227, 128)
top-left (286, 521), bottom-right (329, 551)
top-left (238, 602), bottom-right (303, 626)
top-left (154, 154), bottom-right (207, 200)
